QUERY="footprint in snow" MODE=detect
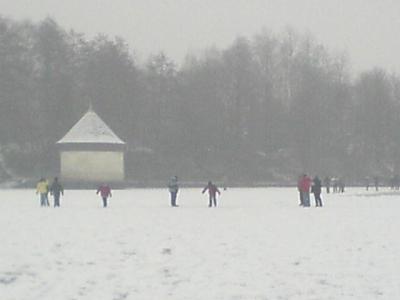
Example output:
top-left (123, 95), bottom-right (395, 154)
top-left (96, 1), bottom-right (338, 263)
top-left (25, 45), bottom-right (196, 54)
top-left (113, 292), bottom-right (129, 300)
top-left (162, 248), bottom-right (172, 255)
top-left (0, 273), bottom-right (18, 285)
top-left (162, 268), bottom-right (171, 278)
top-left (317, 279), bottom-right (328, 286)
top-left (122, 250), bottom-right (136, 257)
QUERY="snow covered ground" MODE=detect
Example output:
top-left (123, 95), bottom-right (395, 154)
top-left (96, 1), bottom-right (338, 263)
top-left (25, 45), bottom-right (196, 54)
top-left (0, 187), bottom-right (399, 300)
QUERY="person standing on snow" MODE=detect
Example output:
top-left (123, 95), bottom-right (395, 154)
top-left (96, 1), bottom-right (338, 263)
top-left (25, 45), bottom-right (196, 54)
top-left (365, 176), bottom-right (370, 191)
top-left (299, 174), bottom-right (312, 207)
top-left (97, 184), bottom-right (112, 208)
top-left (202, 181), bottom-right (221, 207)
top-left (338, 177), bottom-right (345, 193)
top-left (36, 178), bottom-right (49, 207)
top-left (373, 176), bottom-right (379, 191)
top-left (390, 174), bottom-right (400, 190)
top-left (297, 175), bottom-right (304, 206)
top-left (323, 176), bottom-right (331, 194)
top-left (168, 176), bottom-right (179, 207)
top-left (332, 177), bottom-right (339, 193)
top-left (50, 177), bottom-right (64, 207)
top-left (312, 176), bottom-right (323, 207)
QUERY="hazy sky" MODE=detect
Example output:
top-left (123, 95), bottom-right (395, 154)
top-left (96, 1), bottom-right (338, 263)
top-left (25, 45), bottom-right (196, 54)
top-left (1, 0), bottom-right (399, 73)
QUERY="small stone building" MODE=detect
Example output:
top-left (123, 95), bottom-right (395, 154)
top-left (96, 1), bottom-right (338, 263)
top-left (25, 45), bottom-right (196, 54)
top-left (57, 109), bottom-right (125, 183)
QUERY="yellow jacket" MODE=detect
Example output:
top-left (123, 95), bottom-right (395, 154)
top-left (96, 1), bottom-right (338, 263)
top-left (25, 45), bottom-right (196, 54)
top-left (36, 181), bottom-right (49, 194)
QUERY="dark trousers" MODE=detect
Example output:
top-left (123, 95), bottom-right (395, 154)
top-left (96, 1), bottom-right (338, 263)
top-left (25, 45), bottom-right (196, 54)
top-left (53, 195), bottom-right (60, 207)
top-left (326, 186), bottom-right (330, 194)
top-left (302, 192), bottom-right (310, 207)
top-left (102, 197), bottom-right (108, 207)
top-left (299, 191), bottom-right (304, 206)
top-left (170, 192), bottom-right (178, 206)
top-left (314, 192), bottom-right (323, 207)
top-left (209, 195), bottom-right (217, 207)
top-left (40, 194), bottom-right (49, 206)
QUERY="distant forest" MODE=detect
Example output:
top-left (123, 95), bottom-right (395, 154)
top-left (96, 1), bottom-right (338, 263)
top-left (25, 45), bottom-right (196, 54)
top-left (1, 16), bottom-right (400, 185)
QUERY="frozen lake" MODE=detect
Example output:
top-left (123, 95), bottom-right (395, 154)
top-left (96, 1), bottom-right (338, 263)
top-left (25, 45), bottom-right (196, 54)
top-left (0, 188), bottom-right (399, 300)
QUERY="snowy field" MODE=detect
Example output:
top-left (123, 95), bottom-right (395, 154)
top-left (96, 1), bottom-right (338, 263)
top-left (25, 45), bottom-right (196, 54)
top-left (1, 188), bottom-right (399, 300)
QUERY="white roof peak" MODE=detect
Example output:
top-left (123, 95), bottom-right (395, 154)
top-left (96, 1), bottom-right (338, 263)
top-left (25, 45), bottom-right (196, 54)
top-left (57, 110), bottom-right (125, 145)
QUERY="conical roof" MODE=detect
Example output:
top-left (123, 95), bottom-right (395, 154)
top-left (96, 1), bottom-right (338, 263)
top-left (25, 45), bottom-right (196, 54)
top-left (57, 110), bottom-right (125, 145)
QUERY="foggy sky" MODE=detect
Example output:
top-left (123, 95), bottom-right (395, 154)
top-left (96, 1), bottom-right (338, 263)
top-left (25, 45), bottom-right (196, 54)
top-left (1, 0), bottom-right (399, 73)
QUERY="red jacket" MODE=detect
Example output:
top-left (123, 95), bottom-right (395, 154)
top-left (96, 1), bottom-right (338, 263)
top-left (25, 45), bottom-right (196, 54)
top-left (97, 185), bottom-right (112, 198)
top-left (299, 176), bottom-right (312, 192)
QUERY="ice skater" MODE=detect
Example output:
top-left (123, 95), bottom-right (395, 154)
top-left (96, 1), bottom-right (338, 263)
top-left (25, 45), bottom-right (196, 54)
top-left (36, 178), bottom-right (49, 207)
top-left (297, 175), bottom-right (304, 206)
top-left (332, 177), bottom-right (339, 193)
top-left (50, 177), bottom-right (64, 207)
top-left (365, 176), bottom-right (370, 191)
top-left (298, 174), bottom-right (312, 207)
top-left (389, 174), bottom-right (400, 190)
top-left (338, 177), bottom-right (345, 193)
top-left (374, 176), bottom-right (379, 191)
top-left (202, 181), bottom-right (221, 207)
top-left (168, 176), bottom-right (179, 207)
top-left (312, 176), bottom-right (323, 207)
top-left (97, 184), bottom-right (112, 207)
top-left (323, 176), bottom-right (331, 194)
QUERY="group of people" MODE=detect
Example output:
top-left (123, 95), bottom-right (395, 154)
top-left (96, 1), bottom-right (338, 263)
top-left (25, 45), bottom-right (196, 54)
top-left (364, 175), bottom-right (400, 191)
top-left (323, 176), bottom-right (345, 194)
top-left (365, 175), bottom-right (400, 191)
top-left (297, 174), bottom-right (323, 207)
top-left (168, 176), bottom-right (222, 207)
top-left (36, 177), bottom-right (113, 208)
top-left (36, 176), bottom-right (221, 208)
top-left (35, 172), bottom-right (400, 209)
top-left (36, 177), bottom-right (64, 207)
top-left (365, 176), bottom-right (380, 191)
top-left (389, 175), bottom-right (400, 190)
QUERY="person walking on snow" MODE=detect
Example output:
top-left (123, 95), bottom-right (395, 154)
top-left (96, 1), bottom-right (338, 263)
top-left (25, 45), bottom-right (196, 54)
top-left (312, 176), bottom-right (323, 207)
top-left (36, 178), bottom-right (49, 207)
top-left (97, 184), bottom-right (112, 207)
top-left (299, 174), bottom-right (312, 207)
top-left (50, 177), bottom-right (64, 207)
top-left (202, 181), bottom-right (221, 207)
top-left (168, 176), bottom-right (179, 207)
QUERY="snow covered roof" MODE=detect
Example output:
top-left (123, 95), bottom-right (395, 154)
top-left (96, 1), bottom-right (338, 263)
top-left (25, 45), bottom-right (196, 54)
top-left (57, 110), bottom-right (125, 145)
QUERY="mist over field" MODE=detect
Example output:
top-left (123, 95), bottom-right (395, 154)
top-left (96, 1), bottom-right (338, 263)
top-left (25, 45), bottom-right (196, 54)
top-left (1, 15), bottom-right (400, 186)
top-left (1, 3), bottom-right (400, 300)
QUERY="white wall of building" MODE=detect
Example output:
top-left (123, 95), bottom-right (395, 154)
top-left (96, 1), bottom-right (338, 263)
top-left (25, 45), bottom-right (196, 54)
top-left (60, 151), bottom-right (124, 182)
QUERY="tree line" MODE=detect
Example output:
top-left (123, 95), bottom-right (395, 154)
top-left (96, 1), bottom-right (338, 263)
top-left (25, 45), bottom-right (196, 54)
top-left (1, 16), bottom-right (400, 185)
